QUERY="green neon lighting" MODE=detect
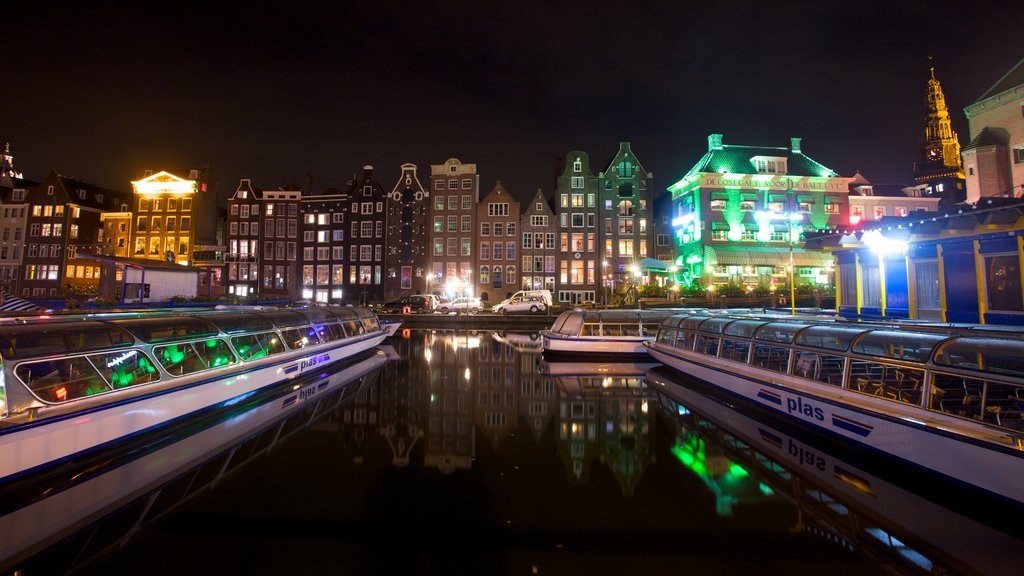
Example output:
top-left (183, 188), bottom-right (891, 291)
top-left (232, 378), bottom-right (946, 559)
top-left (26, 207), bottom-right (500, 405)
top-left (723, 189), bottom-right (744, 241)
top-left (728, 463), bottom-right (749, 477)
top-left (758, 482), bottom-right (774, 495)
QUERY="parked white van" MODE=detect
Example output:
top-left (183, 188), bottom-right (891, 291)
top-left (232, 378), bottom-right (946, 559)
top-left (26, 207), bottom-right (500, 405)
top-left (508, 289), bottom-right (552, 307)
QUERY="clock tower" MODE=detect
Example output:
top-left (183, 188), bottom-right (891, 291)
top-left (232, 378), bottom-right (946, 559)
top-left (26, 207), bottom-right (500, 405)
top-left (913, 58), bottom-right (966, 206)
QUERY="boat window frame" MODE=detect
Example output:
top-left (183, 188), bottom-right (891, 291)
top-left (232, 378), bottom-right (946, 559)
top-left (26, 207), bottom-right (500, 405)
top-left (793, 325), bottom-right (869, 352)
top-left (851, 330), bottom-right (947, 364)
top-left (932, 337), bottom-right (1024, 378)
top-left (111, 316), bottom-right (221, 344)
top-left (0, 321), bottom-right (137, 360)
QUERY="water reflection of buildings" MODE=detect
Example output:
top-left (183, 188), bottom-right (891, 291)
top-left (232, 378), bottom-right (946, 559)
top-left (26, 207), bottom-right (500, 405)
top-left (552, 371), bottom-right (656, 496)
top-left (647, 367), bottom-right (1024, 576)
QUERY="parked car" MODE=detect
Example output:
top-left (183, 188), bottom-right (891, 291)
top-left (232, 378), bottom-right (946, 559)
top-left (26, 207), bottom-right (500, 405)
top-left (491, 295), bottom-right (547, 314)
top-left (380, 295), bottom-right (433, 313)
top-left (437, 297), bottom-right (483, 314)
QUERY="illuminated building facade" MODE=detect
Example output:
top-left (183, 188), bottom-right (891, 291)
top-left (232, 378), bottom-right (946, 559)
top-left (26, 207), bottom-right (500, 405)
top-left (599, 142), bottom-right (656, 296)
top-left (827, 198), bottom-right (1024, 325)
top-left (99, 211), bottom-right (132, 259)
top-left (225, 179), bottom-right (262, 298)
top-left (476, 181), bottom-right (520, 301)
top-left (554, 151), bottom-right (600, 305)
top-left (846, 171), bottom-right (939, 224)
top-left (962, 57), bottom-right (1024, 203)
top-left (22, 170), bottom-right (126, 297)
top-left (428, 158), bottom-right (479, 298)
top-left (384, 163), bottom-right (429, 299)
top-left (300, 187), bottom-right (348, 304)
top-left (913, 64), bottom-right (966, 206)
top-left (0, 158), bottom-right (35, 294)
top-left (259, 185), bottom-right (301, 302)
top-left (667, 134), bottom-right (851, 290)
top-left (519, 188), bottom-right (557, 292)
top-left (342, 166), bottom-right (387, 304)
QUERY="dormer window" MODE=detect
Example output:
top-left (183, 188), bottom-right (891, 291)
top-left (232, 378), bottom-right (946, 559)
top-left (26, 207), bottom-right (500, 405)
top-left (751, 156), bottom-right (787, 174)
top-left (573, 158), bottom-right (582, 173)
top-left (78, 189), bottom-right (86, 200)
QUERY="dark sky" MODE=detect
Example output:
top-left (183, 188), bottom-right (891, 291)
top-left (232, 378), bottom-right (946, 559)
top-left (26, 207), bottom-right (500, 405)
top-left (4, 1), bottom-right (1023, 204)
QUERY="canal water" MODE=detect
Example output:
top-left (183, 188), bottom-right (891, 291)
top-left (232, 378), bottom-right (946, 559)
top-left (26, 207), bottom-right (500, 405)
top-left (9, 330), bottom-right (1021, 575)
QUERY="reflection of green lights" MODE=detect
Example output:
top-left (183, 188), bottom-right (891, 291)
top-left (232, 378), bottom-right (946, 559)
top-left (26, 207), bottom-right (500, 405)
top-left (758, 482), bottom-right (774, 495)
top-left (163, 346), bottom-right (185, 364)
top-left (728, 463), bottom-right (749, 477)
top-left (671, 436), bottom-right (707, 477)
top-left (206, 339), bottom-right (218, 348)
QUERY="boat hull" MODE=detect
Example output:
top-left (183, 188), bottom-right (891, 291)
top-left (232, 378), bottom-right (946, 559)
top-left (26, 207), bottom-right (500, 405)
top-left (0, 331), bottom-right (386, 483)
top-left (645, 342), bottom-right (1024, 505)
top-left (541, 332), bottom-right (653, 358)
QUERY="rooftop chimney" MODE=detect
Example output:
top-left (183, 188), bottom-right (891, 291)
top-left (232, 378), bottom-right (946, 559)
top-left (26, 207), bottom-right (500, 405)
top-left (708, 134), bottom-right (724, 151)
top-left (790, 137), bottom-right (802, 154)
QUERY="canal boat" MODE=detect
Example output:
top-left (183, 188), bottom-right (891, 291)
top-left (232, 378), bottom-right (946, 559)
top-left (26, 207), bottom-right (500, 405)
top-left (0, 350), bottom-right (386, 572)
top-left (647, 366), bottom-right (1024, 575)
top-left (0, 305), bottom-right (387, 484)
top-left (541, 308), bottom-right (700, 358)
top-left (644, 313), bottom-right (1024, 505)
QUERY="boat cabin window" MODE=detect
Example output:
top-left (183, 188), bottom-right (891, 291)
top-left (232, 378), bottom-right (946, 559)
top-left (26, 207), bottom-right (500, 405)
top-left (332, 308), bottom-right (360, 322)
top-left (343, 320), bottom-right (364, 337)
top-left (362, 317), bottom-right (380, 333)
top-left (724, 320), bottom-right (769, 339)
top-left (751, 342), bottom-right (790, 373)
top-left (0, 322), bottom-right (135, 359)
top-left (641, 322), bottom-right (660, 337)
top-left (719, 338), bottom-right (751, 363)
top-left (232, 332), bottom-right (287, 361)
top-left (847, 358), bottom-right (921, 403)
top-left (113, 317), bottom-right (219, 344)
top-left (282, 326), bottom-right (321, 349)
top-left (681, 316), bottom-right (711, 331)
top-left (656, 328), bottom-right (678, 345)
top-left (696, 333), bottom-right (719, 356)
top-left (930, 372), bottom-right (1024, 429)
top-left (296, 308), bottom-right (335, 325)
top-left (16, 356), bottom-right (111, 403)
top-left (793, 351), bottom-right (846, 386)
top-left (794, 326), bottom-right (865, 352)
top-left (90, 349), bottom-right (161, 388)
top-left (852, 331), bottom-right (945, 364)
top-left (254, 310), bottom-right (310, 329)
top-left (155, 339), bottom-right (236, 376)
top-left (754, 322), bottom-right (808, 344)
top-left (697, 317), bottom-right (732, 334)
top-left (933, 337), bottom-right (1024, 377)
top-left (204, 313), bottom-right (275, 334)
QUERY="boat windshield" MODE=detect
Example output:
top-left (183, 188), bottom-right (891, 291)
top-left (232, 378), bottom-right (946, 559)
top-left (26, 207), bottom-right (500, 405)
top-left (0, 322), bottom-right (135, 359)
top-left (933, 337), bottom-right (1024, 377)
top-left (551, 311), bottom-right (581, 335)
top-left (794, 326), bottom-right (867, 352)
top-left (852, 330), bottom-right (947, 363)
top-left (110, 317), bottom-right (220, 344)
top-left (681, 316), bottom-right (712, 331)
top-left (754, 322), bottom-right (809, 344)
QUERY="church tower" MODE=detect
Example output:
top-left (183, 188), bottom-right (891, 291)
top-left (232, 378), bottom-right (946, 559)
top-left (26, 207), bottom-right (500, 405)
top-left (0, 143), bottom-right (23, 179)
top-left (913, 59), bottom-right (966, 205)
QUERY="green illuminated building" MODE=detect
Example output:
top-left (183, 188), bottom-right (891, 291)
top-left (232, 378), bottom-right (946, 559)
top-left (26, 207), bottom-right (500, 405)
top-left (666, 134), bottom-right (853, 292)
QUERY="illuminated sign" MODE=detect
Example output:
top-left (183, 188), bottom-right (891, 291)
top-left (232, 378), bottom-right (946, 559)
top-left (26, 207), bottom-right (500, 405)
top-left (105, 350), bottom-right (138, 368)
top-left (131, 171), bottom-right (197, 195)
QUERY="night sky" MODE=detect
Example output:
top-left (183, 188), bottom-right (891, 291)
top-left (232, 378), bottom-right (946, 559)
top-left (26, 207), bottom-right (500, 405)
top-left (4, 1), bottom-right (1023, 203)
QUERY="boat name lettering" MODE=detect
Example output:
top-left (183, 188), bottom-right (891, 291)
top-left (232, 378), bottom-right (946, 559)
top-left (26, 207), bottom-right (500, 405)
top-left (299, 385), bottom-right (318, 402)
top-left (105, 350), bottom-right (138, 368)
top-left (300, 353), bottom-right (331, 371)
top-left (786, 397), bottom-right (824, 421)
top-left (788, 439), bottom-right (826, 471)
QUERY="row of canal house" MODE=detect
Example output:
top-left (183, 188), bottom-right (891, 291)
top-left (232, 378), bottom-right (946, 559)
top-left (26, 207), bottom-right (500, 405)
top-left (223, 143), bottom-right (658, 306)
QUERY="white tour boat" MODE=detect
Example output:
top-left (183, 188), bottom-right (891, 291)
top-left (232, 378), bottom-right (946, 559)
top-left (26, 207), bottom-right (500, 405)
top-left (644, 313), bottom-right (1024, 505)
top-left (541, 308), bottom-right (697, 358)
top-left (0, 305), bottom-right (387, 483)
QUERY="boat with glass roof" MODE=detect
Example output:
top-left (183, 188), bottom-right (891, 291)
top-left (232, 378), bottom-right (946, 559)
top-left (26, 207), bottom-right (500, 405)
top-left (0, 305), bottom-right (387, 483)
top-left (541, 308), bottom-right (699, 358)
top-left (644, 314), bottom-right (1024, 504)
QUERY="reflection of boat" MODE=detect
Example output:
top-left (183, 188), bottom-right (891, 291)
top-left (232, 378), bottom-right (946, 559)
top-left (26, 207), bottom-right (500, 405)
top-left (491, 331), bottom-right (543, 352)
top-left (381, 319), bottom-right (402, 338)
top-left (1, 351), bottom-right (386, 573)
top-left (647, 366), bottom-right (1024, 576)
top-left (539, 359), bottom-right (657, 378)
top-left (0, 306), bottom-right (387, 483)
top-left (541, 308), bottom-right (693, 357)
top-left (645, 313), bottom-right (1024, 505)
